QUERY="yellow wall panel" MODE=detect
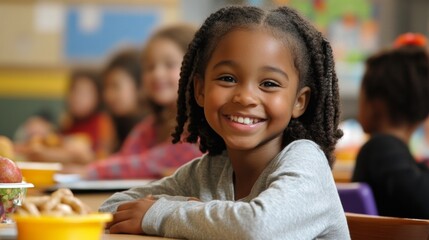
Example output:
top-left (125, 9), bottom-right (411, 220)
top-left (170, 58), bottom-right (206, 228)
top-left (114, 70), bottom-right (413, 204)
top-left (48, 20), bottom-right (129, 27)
top-left (0, 69), bottom-right (68, 98)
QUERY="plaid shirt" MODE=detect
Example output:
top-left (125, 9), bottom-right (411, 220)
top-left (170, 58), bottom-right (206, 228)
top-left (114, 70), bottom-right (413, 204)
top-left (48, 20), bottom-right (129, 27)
top-left (87, 116), bottom-right (202, 179)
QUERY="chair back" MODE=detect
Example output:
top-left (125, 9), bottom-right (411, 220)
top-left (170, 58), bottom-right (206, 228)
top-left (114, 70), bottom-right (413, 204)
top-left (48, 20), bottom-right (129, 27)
top-left (337, 182), bottom-right (378, 215)
top-left (346, 212), bottom-right (429, 240)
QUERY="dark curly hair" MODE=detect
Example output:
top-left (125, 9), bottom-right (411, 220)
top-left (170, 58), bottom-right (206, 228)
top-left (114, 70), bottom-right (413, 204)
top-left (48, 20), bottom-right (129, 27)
top-left (362, 45), bottom-right (429, 126)
top-left (172, 6), bottom-right (343, 166)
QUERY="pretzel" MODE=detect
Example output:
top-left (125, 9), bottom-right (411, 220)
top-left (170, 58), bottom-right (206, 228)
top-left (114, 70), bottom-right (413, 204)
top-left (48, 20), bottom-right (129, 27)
top-left (60, 195), bottom-right (87, 215)
top-left (52, 188), bottom-right (73, 198)
top-left (17, 188), bottom-right (91, 216)
top-left (24, 196), bottom-right (50, 206)
top-left (21, 202), bottom-right (40, 216)
top-left (41, 195), bottom-right (61, 211)
top-left (53, 203), bottom-right (74, 215)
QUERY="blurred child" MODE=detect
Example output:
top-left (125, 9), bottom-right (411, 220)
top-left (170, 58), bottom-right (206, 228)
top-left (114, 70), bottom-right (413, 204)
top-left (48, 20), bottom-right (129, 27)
top-left (14, 109), bottom-right (56, 145)
top-left (103, 50), bottom-right (146, 150)
top-left (85, 24), bottom-right (202, 180)
top-left (20, 70), bottom-right (115, 171)
top-left (352, 33), bottom-right (429, 219)
top-left (99, 6), bottom-right (348, 239)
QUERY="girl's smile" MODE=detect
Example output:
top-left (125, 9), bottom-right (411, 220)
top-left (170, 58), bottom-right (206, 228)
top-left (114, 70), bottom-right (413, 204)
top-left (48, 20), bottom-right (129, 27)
top-left (226, 114), bottom-right (265, 125)
top-left (223, 113), bottom-right (266, 133)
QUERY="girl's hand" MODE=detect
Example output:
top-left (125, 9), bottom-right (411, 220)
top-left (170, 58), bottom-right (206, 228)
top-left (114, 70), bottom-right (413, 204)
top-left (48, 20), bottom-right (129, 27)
top-left (106, 197), bottom-right (156, 234)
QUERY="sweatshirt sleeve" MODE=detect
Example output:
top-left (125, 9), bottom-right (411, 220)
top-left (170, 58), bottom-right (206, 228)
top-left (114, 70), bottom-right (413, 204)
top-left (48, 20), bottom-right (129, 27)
top-left (142, 141), bottom-right (349, 240)
top-left (98, 156), bottom-right (204, 213)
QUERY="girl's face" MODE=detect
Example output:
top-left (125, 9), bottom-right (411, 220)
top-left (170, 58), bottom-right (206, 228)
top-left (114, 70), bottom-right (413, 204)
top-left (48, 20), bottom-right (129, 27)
top-left (68, 77), bottom-right (98, 119)
top-left (103, 68), bottom-right (139, 116)
top-left (142, 38), bottom-right (184, 107)
top-left (194, 29), bottom-right (310, 153)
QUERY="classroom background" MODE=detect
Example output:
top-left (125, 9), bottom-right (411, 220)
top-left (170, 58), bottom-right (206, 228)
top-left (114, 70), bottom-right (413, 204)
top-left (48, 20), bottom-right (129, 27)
top-left (0, 0), bottom-right (428, 138)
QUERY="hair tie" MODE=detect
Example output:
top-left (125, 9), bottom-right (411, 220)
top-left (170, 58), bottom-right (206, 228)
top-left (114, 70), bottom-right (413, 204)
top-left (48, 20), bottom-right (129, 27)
top-left (394, 33), bottom-right (427, 48)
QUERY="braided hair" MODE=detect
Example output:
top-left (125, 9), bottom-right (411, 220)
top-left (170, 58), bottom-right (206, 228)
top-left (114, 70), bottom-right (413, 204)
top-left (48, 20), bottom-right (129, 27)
top-left (172, 6), bottom-right (342, 167)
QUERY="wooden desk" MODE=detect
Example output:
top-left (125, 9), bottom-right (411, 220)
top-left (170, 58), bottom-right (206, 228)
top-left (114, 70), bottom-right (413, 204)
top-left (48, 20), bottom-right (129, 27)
top-left (102, 234), bottom-right (173, 240)
top-left (76, 193), bottom-right (113, 211)
top-left (346, 212), bottom-right (429, 240)
top-left (0, 225), bottom-right (172, 240)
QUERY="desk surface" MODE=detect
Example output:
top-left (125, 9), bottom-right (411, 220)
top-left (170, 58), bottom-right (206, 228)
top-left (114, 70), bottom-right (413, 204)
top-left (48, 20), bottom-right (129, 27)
top-left (76, 193), bottom-right (113, 211)
top-left (0, 224), bottom-right (172, 240)
top-left (102, 234), bottom-right (173, 240)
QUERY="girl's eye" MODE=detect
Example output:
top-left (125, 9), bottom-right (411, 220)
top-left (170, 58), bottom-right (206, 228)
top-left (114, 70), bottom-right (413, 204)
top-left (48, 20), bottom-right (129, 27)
top-left (260, 80), bottom-right (280, 88)
top-left (216, 76), bottom-right (236, 83)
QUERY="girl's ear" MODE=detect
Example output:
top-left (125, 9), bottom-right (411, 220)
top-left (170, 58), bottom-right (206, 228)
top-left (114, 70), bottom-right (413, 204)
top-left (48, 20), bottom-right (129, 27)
top-left (193, 75), bottom-right (205, 107)
top-left (292, 86), bottom-right (311, 118)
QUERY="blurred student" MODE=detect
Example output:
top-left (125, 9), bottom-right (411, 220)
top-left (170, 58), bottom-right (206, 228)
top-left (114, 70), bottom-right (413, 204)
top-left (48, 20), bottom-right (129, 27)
top-left (86, 24), bottom-right (202, 180)
top-left (103, 50), bottom-right (146, 151)
top-left (61, 70), bottom-right (115, 159)
top-left (352, 33), bottom-right (429, 219)
top-left (14, 109), bottom-right (56, 145)
top-left (20, 70), bottom-right (115, 171)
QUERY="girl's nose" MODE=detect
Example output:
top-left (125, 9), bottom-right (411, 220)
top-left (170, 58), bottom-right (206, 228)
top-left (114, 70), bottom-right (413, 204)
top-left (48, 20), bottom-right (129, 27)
top-left (232, 84), bottom-right (258, 106)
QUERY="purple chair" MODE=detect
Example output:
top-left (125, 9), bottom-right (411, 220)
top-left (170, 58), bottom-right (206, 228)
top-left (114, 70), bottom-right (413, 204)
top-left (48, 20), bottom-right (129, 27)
top-left (336, 182), bottom-right (378, 215)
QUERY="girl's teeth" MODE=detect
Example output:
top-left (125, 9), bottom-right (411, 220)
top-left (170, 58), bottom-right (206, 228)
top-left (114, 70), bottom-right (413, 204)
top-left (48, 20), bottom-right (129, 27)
top-left (229, 116), bottom-right (259, 125)
top-left (238, 117), bottom-right (244, 123)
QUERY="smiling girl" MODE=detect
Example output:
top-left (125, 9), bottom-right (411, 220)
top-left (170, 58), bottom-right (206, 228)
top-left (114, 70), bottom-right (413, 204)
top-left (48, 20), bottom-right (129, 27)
top-left (100, 6), bottom-right (349, 239)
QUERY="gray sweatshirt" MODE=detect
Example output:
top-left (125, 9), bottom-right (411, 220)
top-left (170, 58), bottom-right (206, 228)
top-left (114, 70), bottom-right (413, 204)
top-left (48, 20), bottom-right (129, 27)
top-left (100, 140), bottom-right (350, 240)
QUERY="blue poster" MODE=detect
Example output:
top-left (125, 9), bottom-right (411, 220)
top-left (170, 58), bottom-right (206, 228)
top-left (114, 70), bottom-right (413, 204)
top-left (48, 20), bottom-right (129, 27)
top-left (65, 6), bottom-right (160, 61)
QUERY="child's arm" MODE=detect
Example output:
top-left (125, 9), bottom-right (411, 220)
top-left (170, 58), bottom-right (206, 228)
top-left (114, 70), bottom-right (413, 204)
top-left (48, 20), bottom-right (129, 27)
top-left (98, 155), bottom-right (203, 213)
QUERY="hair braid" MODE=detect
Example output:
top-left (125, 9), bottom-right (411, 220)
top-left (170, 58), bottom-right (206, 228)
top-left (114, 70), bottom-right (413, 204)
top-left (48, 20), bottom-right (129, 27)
top-left (172, 7), bottom-right (234, 148)
top-left (272, 7), bottom-right (342, 166)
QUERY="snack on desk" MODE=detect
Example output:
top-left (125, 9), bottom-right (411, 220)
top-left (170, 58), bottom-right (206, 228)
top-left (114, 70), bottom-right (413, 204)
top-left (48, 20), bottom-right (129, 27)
top-left (15, 188), bottom-right (91, 216)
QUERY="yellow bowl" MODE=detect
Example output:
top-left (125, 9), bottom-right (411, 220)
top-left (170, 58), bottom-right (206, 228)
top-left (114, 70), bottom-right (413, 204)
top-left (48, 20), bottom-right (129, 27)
top-left (16, 162), bottom-right (62, 188)
top-left (13, 213), bottom-right (112, 240)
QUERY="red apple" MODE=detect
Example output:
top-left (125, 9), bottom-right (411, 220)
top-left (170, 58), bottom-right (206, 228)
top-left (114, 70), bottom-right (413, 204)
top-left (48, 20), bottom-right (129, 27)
top-left (0, 157), bottom-right (22, 183)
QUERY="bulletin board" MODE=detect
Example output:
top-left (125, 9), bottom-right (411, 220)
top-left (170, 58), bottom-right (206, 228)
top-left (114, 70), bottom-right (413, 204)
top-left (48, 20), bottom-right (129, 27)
top-left (65, 6), bottom-right (159, 61)
top-left (286, 0), bottom-right (380, 97)
top-left (0, 0), bottom-right (179, 67)
top-left (0, 3), bottom-right (62, 66)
